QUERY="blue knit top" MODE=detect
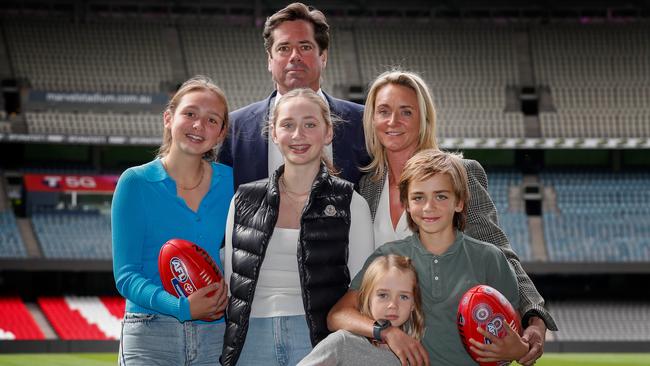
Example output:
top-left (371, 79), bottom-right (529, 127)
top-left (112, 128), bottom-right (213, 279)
top-left (112, 159), bottom-right (233, 322)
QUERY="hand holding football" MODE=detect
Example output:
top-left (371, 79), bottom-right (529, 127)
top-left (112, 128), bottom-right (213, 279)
top-left (158, 238), bottom-right (224, 320)
top-left (457, 285), bottom-right (522, 366)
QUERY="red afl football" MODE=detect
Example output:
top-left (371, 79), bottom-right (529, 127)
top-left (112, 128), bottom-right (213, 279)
top-left (457, 285), bottom-right (521, 366)
top-left (158, 238), bottom-right (222, 300)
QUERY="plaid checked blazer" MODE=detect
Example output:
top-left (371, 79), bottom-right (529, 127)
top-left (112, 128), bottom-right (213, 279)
top-left (358, 159), bottom-right (557, 331)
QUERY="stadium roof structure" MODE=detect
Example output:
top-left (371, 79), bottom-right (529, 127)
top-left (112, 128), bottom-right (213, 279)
top-left (1, 0), bottom-right (649, 20)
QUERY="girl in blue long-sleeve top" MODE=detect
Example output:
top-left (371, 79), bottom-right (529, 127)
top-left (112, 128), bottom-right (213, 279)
top-left (112, 76), bottom-right (233, 365)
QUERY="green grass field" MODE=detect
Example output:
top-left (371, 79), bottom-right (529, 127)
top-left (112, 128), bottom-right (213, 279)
top-left (538, 353), bottom-right (650, 366)
top-left (0, 353), bottom-right (649, 365)
top-left (0, 353), bottom-right (115, 366)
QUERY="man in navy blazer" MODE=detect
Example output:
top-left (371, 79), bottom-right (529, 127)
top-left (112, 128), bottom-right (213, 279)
top-left (219, 2), bottom-right (368, 189)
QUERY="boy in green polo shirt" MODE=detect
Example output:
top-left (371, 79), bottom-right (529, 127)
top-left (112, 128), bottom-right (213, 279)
top-left (328, 149), bottom-right (529, 366)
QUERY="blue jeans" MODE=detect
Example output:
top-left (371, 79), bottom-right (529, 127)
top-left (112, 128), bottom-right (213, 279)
top-left (237, 315), bottom-right (313, 366)
top-left (119, 312), bottom-right (224, 366)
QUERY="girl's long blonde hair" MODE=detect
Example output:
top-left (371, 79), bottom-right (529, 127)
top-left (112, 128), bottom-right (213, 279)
top-left (358, 254), bottom-right (425, 340)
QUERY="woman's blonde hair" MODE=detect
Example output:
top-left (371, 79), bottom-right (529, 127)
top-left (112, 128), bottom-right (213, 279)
top-left (399, 149), bottom-right (469, 232)
top-left (157, 75), bottom-right (229, 161)
top-left (362, 70), bottom-right (438, 180)
top-left (270, 88), bottom-right (338, 174)
top-left (358, 254), bottom-right (425, 340)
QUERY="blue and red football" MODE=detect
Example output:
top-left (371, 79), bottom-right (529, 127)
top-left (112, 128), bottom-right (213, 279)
top-left (158, 238), bottom-right (222, 300)
top-left (457, 285), bottom-right (521, 366)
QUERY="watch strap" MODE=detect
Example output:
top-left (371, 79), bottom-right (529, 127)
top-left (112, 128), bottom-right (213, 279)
top-left (373, 319), bottom-right (390, 341)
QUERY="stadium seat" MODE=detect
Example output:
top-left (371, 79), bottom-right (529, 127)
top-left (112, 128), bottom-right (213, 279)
top-left (541, 172), bottom-right (650, 262)
top-left (179, 24), bottom-right (274, 110)
top-left (32, 211), bottom-right (111, 260)
top-left (0, 210), bottom-right (27, 258)
top-left (99, 296), bottom-right (126, 320)
top-left (551, 301), bottom-right (650, 341)
top-left (486, 171), bottom-right (532, 261)
top-left (0, 121), bottom-right (10, 133)
top-left (5, 20), bottom-right (173, 93)
top-left (355, 24), bottom-right (524, 138)
top-left (38, 296), bottom-right (122, 340)
top-left (532, 24), bottom-right (650, 138)
top-left (0, 297), bottom-right (45, 340)
top-left (25, 111), bottom-right (162, 137)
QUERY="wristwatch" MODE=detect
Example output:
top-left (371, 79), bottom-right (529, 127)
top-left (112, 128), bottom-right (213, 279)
top-left (373, 319), bottom-right (391, 342)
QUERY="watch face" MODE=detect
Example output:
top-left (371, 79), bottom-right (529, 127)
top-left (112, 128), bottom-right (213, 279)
top-left (376, 319), bottom-right (391, 328)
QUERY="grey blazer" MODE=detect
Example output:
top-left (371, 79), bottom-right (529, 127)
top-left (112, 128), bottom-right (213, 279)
top-left (358, 159), bottom-right (557, 331)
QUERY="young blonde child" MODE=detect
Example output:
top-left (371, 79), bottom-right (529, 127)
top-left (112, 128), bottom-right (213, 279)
top-left (299, 254), bottom-right (424, 366)
top-left (329, 149), bottom-right (530, 366)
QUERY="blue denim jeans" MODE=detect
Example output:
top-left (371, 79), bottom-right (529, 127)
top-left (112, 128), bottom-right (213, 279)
top-left (119, 312), bottom-right (224, 366)
top-left (237, 315), bottom-right (313, 366)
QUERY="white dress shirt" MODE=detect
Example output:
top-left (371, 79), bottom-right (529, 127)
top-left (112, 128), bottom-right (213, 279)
top-left (373, 176), bottom-right (411, 249)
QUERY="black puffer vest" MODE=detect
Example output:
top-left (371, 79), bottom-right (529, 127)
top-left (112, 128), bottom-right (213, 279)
top-left (220, 164), bottom-right (353, 366)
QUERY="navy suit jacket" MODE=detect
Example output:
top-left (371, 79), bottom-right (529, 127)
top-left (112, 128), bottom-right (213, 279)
top-left (219, 91), bottom-right (369, 190)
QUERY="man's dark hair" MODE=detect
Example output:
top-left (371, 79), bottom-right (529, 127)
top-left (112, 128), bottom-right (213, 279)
top-left (263, 2), bottom-right (330, 55)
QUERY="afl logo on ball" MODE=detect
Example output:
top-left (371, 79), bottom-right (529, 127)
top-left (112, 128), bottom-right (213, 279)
top-left (170, 257), bottom-right (188, 282)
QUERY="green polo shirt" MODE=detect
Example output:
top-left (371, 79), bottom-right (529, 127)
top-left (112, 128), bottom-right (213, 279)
top-left (351, 231), bottom-right (518, 366)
